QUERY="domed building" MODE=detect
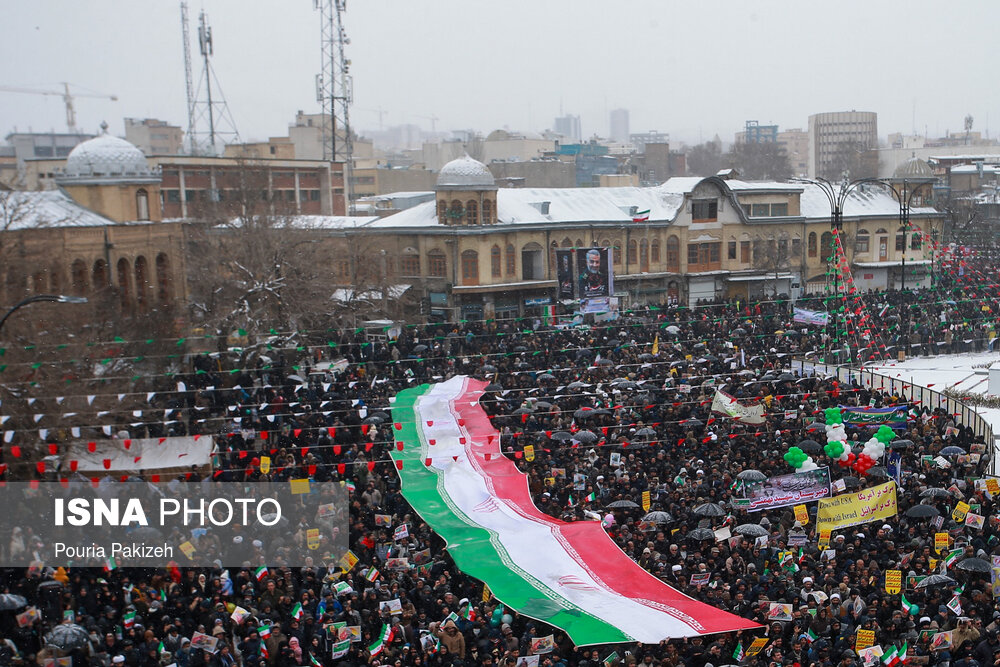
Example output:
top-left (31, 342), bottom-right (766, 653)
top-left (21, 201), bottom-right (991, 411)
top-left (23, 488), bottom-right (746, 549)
top-left (55, 127), bottom-right (162, 223)
top-left (888, 155), bottom-right (936, 207)
top-left (435, 154), bottom-right (497, 225)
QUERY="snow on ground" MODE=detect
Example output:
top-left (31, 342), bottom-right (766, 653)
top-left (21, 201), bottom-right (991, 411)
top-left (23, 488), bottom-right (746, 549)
top-left (866, 351), bottom-right (1000, 439)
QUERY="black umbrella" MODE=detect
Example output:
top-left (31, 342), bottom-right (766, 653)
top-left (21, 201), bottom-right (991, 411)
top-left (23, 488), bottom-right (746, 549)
top-left (732, 328), bottom-right (747, 336)
top-left (573, 430), bottom-right (599, 444)
top-left (778, 372), bottom-right (796, 382)
top-left (484, 383), bottom-right (503, 392)
top-left (915, 574), bottom-right (958, 589)
top-left (956, 558), bottom-right (992, 574)
top-left (734, 523), bottom-right (768, 537)
top-left (940, 446), bottom-right (965, 456)
top-left (607, 500), bottom-right (640, 509)
top-left (642, 511), bottom-right (674, 524)
top-left (841, 476), bottom-right (861, 489)
top-left (905, 505), bottom-right (940, 518)
top-left (549, 431), bottom-right (573, 441)
top-left (920, 488), bottom-right (953, 499)
top-left (45, 623), bottom-right (91, 651)
top-left (596, 358), bottom-right (614, 367)
top-left (867, 466), bottom-right (890, 479)
top-left (573, 408), bottom-right (596, 420)
top-left (693, 502), bottom-right (726, 517)
top-left (796, 439), bottom-right (821, 453)
top-left (412, 344), bottom-right (429, 354)
top-left (634, 427), bottom-right (657, 438)
top-left (512, 408), bottom-right (533, 417)
top-left (889, 439), bottom-right (915, 450)
top-left (737, 469), bottom-right (767, 482)
top-left (0, 593), bottom-right (27, 611)
top-left (568, 381), bottom-right (590, 390)
top-left (685, 418), bottom-right (704, 429)
top-left (638, 353), bottom-right (654, 361)
top-left (535, 401), bottom-right (554, 411)
top-left (481, 364), bottom-right (498, 374)
top-left (537, 373), bottom-right (556, 383)
top-left (687, 528), bottom-right (716, 541)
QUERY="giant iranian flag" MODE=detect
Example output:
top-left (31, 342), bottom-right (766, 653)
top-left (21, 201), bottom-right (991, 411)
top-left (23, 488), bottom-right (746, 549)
top-left (390, 376), bottom-right (759, 645)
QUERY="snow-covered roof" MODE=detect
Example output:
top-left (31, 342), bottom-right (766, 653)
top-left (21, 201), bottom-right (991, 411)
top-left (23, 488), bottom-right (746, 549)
top-left (950, 164), bottom-right (1000, 174)
top-left (268, 215), bottom-right (381, 230)
top-left (1, 189), bottom-right (116, 230)
top-left (724, 179), bottom-right (803, 193)
top-left (370, 185), bottom-right (686, 229)
top-left (659, 177), bottom-right (704, 194)
top-left (798, 182), bottom-right (938, 219)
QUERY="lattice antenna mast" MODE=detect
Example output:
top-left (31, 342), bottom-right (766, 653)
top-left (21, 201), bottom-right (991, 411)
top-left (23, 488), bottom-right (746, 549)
top-left (185, 9), bottom-right (240, 155)
top-left (315, 0), bottom-right (354, 206)
top-left (180, 2), bottom-right (196, 154)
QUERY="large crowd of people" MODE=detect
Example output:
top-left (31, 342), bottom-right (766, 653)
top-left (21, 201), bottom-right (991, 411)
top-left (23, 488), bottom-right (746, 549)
top-left (3, 273), bottom-right (1000, 667)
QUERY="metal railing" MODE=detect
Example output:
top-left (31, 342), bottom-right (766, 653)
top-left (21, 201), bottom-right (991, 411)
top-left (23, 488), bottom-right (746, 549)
top-left (793, 359), bottom-right (996, 475)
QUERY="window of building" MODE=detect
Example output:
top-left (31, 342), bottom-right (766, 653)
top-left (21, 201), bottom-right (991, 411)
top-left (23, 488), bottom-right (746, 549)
top-left (777, 239), bottom-right (788, 261)
top-left (450, 200), bottom-right (463, 223)
top-left (770, 203), bottom-right (788, 216)
top-left (740, 240), bottom-right (750, 263)
top-left (461, 250), bottom-right (479, 285)
top-left (911, 231), bottom-right (922, 251)
top-left (895, 227), bottom-right (906, 252)
top-left (687, 242), bottom-right (722, 271)
top-left (134, 256), bottom-right (148, 310)
top-left (166, 190), bottom-right (181, 203)
top-left (491, 245), bottom-right (502, 277)
top-left (156, 254), bottom-right (172, 303)
top-left (666, 236), bottom-right (680, 271)
top-left (482, 199), bottom-right (493, 223)
top-left (821, 232), bottom-right (833, 260)
top-left (71, 259), bottom-right (88, 296)
top-left (808, 232), bottom-right (817, 257)
top-left (651, 238), bottom-right (661, 263)
top-left (791, 237), bottom-right (802, 258)
top-left (400, 253), bottom-right (420, 276)
top-left (856, 229), bottom-right (870, 253)
top-left (117, 258), bottom-right (132, 311)
top-left (627, 239), bottom-right (638, 265)
top-left (428, 251), bottom-right (447, 277)
top-left (640, 239), bottom-right (649, 272)
top-left (437, 200), bottom-right (447, 221)
top-left (466, 200), bottom-right (478, 226)
top-left (136, 189), bottom-right (150, 220)
top-left (505, 244), bottom-right (516, 276)
top-left (728, 240), bottom-right (737, 260)
top-left (336, 260), bottom-right (350, 279)
top-left (613, 241), bottom-right (622, 265)
top-left (692, 199), bottom-right (718, 222)
top-left (751, 203), bottom-right (770, 217)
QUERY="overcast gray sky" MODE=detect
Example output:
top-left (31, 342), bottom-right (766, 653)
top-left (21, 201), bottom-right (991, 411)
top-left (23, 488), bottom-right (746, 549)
top-left (2, 0), bottom-right (997, 147)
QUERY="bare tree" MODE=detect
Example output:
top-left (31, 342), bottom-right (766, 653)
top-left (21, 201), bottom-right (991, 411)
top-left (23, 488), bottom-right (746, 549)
top-left (726, 142), bottom-right (792, 181)
top-left (751, 234), bottom-right (802, 297)
top-left (820, 140), bottom-right (878, 181)
top-left (686, 141), bottom-right (724, 177)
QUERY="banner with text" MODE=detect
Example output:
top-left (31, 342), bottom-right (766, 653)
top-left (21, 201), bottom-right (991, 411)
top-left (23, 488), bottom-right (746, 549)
top-left (816, 481), bottom-right (898, 531)
top-left (732, 467), bottom-right (832, 512)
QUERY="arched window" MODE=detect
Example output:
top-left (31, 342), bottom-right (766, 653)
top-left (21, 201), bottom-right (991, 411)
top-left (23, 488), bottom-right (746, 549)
top-left (561, 237), bottom-right (572, 248)
top-left (482, 199), bottom-right (493, 223)
top-left (640, 239), bottom-right (649, 272)
top-left (506, 244), bottom-right (516, 276)
top-left (93, 259), bottom-right (109, 291)
top-left (808, 232), bottom-right (818, 258)
top-left (134, 256), bottom-right (149, 310)
top-left (437, 199), bottom-right (447, 221)
top-left (627, 239), bottom-right (638, 265)
top-left (651, 238), bottom-right (661, 263)
top-left (155, 253), bottom-right (172, 303)
top-left (32, 271), bottom-right (45, 293)
top-left (71, 259), bottom-right (88, 296)
top-left (427, 250), bottom-right (447, 277)
top-left (491, 245), bottom-right (502, 278)
top-left (855, 229), bottom-right (870, 254)
top-left (820, 232), bottom-right (833, 261)
top-left (117, 258), bottom-right (132, 311)
top-left (136, 188), bottom-right (150, 221)
top-left (48, 264), bottom-right (62, 294)
top-left (400, 249), bottom-right (420, 276)
top-left (575, 238), bottom-right (583, 248)
top-left (450, 200), bottom-right (463, 224)
top-left (613, 241), bottom-right (622, 265)
top-left (461, 250), bottom-right (479, 285)
top-left (466, 199), bottom-right (478, 226)
top-left (895, 226), bottom-right (907, 252)
top-left (666, 236), bottom-right (680, 271)
top-left (911, 226), bottom-right (922, 251)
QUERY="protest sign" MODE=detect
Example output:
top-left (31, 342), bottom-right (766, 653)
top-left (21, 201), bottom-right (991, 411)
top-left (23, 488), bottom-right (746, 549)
top-left (816, 482), bottom-right (897, 531)
top-left (733, 467), bottom-right (831, 512)
top-left (884, 570), bottom-right (902, 595)
top-left (856, 629), bottom-right (875, 651)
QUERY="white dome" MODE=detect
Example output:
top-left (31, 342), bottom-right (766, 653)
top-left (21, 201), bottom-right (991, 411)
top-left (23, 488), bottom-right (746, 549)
top-left (436, 154), bottom-right (496, 190)
top-left (58, 134), bottom-right (160, 184)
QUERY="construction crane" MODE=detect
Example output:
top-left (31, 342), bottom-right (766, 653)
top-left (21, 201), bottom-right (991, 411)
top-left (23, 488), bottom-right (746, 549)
top-left (414, 114), bottom-right (440, 133)
top-left (0, 83), bottom-right (118, 133)
top-left (315, 0), bottom-right (354, 206)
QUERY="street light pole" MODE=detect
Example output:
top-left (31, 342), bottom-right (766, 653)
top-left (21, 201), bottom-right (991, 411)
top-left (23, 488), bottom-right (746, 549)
top-left (0, 294), bottom-right (88, 335)
top-left (793, 176), bottom-right (880, 365)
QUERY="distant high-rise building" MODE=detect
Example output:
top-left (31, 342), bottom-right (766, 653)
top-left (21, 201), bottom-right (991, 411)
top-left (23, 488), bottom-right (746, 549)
top-left (629, 131), bottom-right (670, 154)
top-left (610, 109), bottom-right (630, 144)
top-left (124, 118), bottom-right (184, 155)
top-left (735, 120), bottom-right (778, 144)
top-left (808, 111), bottom-right (878, 178)
top-left (554, 114), bottom-right (582, 142)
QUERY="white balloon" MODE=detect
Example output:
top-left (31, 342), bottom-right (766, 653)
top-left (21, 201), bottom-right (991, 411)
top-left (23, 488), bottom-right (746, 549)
top-left (799, 457), bottom-right (819, 472)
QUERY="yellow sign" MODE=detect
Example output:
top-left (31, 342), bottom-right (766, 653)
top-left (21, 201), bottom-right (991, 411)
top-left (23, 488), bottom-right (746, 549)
top-left (856, 629), bottom-right (875, 651)
top-left (986, 478), bottom-right (1000, 496)
top-left (818, 528), bottom-right (832, 549)
top-left (260, 456), bottom-right (271, 474)
top-left (642, 491), bottom-right (651, 512)
top-left (290, 478), bottom-right (311, 495)
top-left (338, 549), bottom-right (359, 572)
top-left (794, 504), bottom-right (809, 525)
top-left (935, 532), bottom-right (949, 553)
top-left (179, 541), bottom-right (196, 560)
top-left (816, 481), bottom-right (897, 531)
top-left (306, 528), bottom-right (320, 550)
top-left (745, 638), bottom-right (769, 657)
top-left (524, 445), bottom-right (534, 462)
top-left (482, 584), bottom-right (492, 603)
top-left (953, 501), bottom-right (970, 523)
top-left (885, 569), bottom-right (902, 595)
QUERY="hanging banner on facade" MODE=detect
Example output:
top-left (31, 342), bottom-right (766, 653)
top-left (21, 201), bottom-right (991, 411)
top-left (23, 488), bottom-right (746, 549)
top-left (840, 406), bottom-right (908, 428)
top-left (793, 307), bottom-right (829, 326)
top-left (816, 481), bottom-right (898, 531)
top-left (732, 467), bottom-right (832, 512)
top-left (711, 388), bottom-right (766, 424)
top-left (576, 247), bottom-right (613, 299)
top-left (556, 249), bottom-right (576, 300)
